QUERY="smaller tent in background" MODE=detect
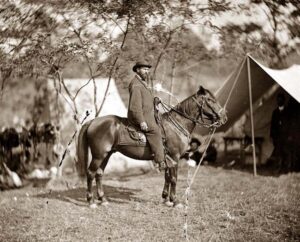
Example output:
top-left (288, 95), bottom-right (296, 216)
top-left (199, 54), bottom-right (300, 174)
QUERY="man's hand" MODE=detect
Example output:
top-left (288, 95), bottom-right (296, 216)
top-left (154, 96), bottom-right (161, 104)
top-left (140, 122), bottom-right (148, 131)
top-left (154, 97), bottom-right (161, 111)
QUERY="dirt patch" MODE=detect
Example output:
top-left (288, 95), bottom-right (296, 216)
top-left (0, 166), bottom-right (299, 241)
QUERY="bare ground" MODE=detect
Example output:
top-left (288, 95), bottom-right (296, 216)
top-left (0, 165), bottom-right (299, 242)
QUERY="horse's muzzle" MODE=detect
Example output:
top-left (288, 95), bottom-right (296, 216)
top-left (216, 109), bottom-right (228, 126)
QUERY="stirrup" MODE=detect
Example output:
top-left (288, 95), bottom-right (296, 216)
top-left (165, 154), bottom-right (176, 168)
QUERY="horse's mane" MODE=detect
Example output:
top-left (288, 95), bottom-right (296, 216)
top-left (173, 87), bottom-right (214, 113)
top-left (205, 89), bottom-right (215, 98)
top-left (160, 87), bottom-right (217, 123)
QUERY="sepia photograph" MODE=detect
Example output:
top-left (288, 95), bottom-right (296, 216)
top-left (0, 0), bottom-right (299, 241)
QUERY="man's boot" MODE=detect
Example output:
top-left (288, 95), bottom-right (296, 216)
top-left (153, 160), bottom-right (166, 171)
top-left (158, 160), bottom-right (166, 171)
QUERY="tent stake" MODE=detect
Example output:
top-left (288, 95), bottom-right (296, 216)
top-left (247, 55), bottom-right (257, 176)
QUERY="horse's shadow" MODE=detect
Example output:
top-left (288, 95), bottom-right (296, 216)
top-left (35, 184), bottom-right (143, 207)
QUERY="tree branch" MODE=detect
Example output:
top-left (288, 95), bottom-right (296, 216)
top-left (96, 16), bottom-right (130, 117)
top-left (152, 30), bottom-right (174, 79)
top-left (0, 68), bottom-right (13, 101)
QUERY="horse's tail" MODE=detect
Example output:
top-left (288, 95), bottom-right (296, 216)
top-left (76, 120), bottom-right (92, 178)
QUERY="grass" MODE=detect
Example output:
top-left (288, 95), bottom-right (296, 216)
top-left (0, 165), bottom-right (299, 242)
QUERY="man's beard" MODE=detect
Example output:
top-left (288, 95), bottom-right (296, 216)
top-left (139, 72), bottom-right (149, 81)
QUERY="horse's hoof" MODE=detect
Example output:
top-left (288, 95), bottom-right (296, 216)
top-left (165, 201), bottom-right (174, 207)
top-left (101, 201), bottom-right (109, 206)
top-left (89, 203), bottom-right (98, 209)
top-left (174, 203), bottom-right (184, 209)
top-left (99, 196), bottom-right (109, 205)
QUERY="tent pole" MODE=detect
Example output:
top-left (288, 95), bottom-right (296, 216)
top-left (247, 56), bottom-right (257, 176)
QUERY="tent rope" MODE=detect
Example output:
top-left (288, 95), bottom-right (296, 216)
top-left (183, 127), bottom-right (216, 240)
top-left (182, 57), bottom-right (244, 239)
top-left (223, 57), bottom-right (247, 109)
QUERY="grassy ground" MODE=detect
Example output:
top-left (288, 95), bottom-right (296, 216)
top-left (0, 165), bottom-right (299, 242)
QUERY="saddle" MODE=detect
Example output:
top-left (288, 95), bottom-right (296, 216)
top-left (118, 98), bottom-right (165, 147)
top-left (117, 118), bottom-right (176, 168)
top-left (117, 119), bottom-right (148, 147)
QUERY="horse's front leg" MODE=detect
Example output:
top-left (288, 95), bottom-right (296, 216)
top-left (169, 165), bottom-right (182, 207)
top-left (162, 168), bottom-right (171, 202)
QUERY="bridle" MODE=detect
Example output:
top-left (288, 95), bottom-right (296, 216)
top-left (162, 94), bottom-right (223, 128)
top-left (191, 96), bottom-right (223, 128)
top-left (161, 93), bottom-right (223, 136)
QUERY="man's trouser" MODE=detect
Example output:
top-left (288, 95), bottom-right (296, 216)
top-left (145, 126), bottom-right (165, 162)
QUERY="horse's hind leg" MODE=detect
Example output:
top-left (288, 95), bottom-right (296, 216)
top-left (95, 152), bottom-right (112, 204)
top-left (87, 173), bottom-right (95, 205)
top-left (86, 158), bottom-right (102, 205)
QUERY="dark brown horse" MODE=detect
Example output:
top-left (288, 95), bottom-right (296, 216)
top-left (76, 86), bottom-right (227, 207)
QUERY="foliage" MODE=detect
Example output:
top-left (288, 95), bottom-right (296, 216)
top-left (218, 0), bottom-right (300, 68)
top-left (0, 0), bottom-right (233, 124)
top-left (2, 0), bottom-right (298, 128)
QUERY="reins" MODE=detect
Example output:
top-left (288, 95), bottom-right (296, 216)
top-left (159, 101), bottom-right (190, 137)
top-left (160, 95), bottom-right (220, 136)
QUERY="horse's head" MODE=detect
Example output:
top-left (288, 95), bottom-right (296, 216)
top-left (193, 86), bottom-right (227, 128)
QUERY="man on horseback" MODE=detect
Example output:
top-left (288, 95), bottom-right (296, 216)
top-left (128, 60), bottom-right (166, 171)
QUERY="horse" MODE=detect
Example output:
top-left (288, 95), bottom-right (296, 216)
top-left (76, 86), bottom-right (227, 207)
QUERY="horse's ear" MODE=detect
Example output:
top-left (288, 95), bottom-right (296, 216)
top-left (197, 86), bottom-right (206, 95)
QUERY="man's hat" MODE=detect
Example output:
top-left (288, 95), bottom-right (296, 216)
top-left (132, 61), bottom-right (152, 72)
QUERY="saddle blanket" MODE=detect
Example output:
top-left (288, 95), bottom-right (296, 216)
top-left (117, 119), bottom-right (148, 147)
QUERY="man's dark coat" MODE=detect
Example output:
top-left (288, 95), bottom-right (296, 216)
top-left (270, 107), bottom-right (286, 143)
top-left (127, 75), bottom-right (164, 162)
top-left (128, 75), bottom-right (157, 129)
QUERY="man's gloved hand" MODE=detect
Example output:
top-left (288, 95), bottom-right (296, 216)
top-left (140, 122), bottom-right (148, 131)
top-left (154, 97), bottom-right (161, 109)
top-left (154, 96), bottom-right (161, 103)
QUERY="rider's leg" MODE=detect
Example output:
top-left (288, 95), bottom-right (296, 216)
top-left (144, 126), bottom-right (166, 170)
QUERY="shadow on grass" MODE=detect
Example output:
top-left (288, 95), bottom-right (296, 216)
top-left (35, 184), bottom-right (143, 207)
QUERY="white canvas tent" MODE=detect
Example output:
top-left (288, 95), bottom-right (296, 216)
top-left (48, 78), bottom-right (152, 173)
top-left (202, 54), bottom-right (300, 175)
top-left (215, 55), bottom-right (300, 132)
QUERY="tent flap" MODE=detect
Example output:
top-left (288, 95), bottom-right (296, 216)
top-left (202, 55), bottom-right (300, 134)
